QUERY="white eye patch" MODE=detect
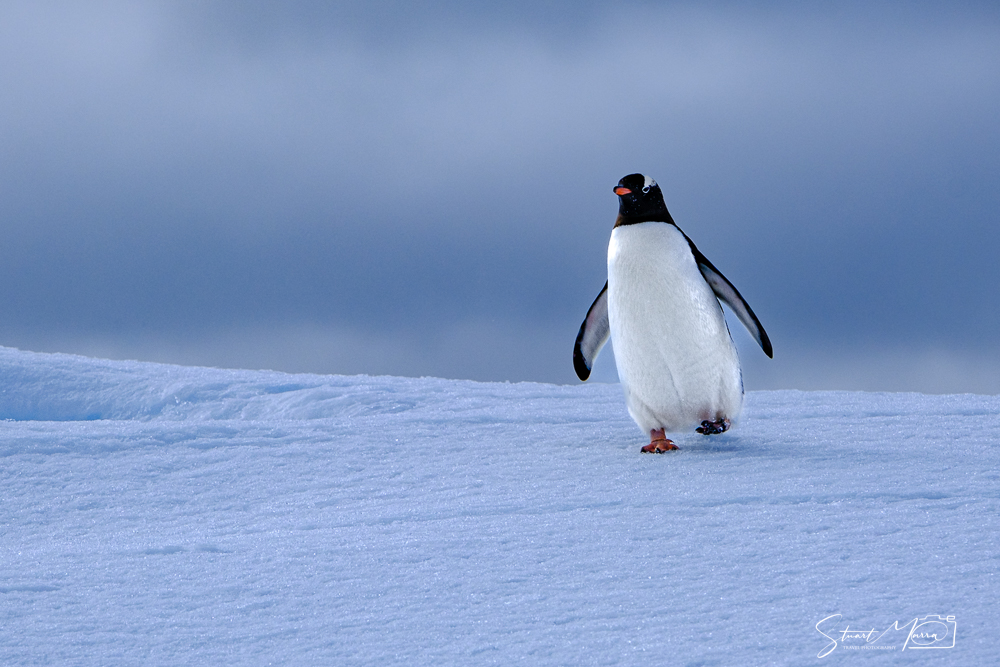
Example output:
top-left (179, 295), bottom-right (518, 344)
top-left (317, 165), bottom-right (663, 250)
top-left (642, 175), bottom-right (656, 193)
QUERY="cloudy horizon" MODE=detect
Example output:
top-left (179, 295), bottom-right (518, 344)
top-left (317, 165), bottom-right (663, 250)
top-left (2, 1), bottom-right (999, 393)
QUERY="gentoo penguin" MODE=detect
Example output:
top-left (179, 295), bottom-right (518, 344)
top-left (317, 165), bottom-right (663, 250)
top-left (573, 173), bottom-right (772, 453)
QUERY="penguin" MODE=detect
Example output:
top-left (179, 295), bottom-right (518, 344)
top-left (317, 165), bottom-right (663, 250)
top-left (573, 173), bottom-right (772, 453)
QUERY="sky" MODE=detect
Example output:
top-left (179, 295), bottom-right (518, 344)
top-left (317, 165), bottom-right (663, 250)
top-left (1, 1), bottom-right (999, 393)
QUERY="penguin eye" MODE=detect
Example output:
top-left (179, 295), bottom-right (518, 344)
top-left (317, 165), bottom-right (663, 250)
top-left (641, 185), bottom-right (650, 193)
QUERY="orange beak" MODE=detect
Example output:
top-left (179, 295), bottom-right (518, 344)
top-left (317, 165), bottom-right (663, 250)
top-left (614, 186), bottom-right (631, 196)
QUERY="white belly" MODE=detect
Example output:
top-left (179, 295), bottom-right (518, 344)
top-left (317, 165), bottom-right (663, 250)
top-left (608, 222), bottom-right (743, 434)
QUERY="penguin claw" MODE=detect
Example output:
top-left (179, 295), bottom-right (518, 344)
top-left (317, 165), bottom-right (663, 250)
top-left (696, 419), bottom-right (731, 435)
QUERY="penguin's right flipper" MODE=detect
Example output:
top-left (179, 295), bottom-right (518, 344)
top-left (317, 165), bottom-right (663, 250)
top-left (573, 282), bottom-right (610, 381)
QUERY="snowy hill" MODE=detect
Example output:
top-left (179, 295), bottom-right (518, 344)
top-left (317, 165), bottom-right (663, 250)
top-left (1, 346), bottom-right (996, 665)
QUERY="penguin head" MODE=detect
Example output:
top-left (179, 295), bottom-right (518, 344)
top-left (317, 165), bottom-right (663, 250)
top-left (613, 173), bottom-right (673, 225)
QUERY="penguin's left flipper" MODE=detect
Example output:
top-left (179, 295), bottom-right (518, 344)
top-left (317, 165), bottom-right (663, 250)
top-left (685, 236), bottom-right (773, 359)
top-left (573, 281), bottom-right (610, 381)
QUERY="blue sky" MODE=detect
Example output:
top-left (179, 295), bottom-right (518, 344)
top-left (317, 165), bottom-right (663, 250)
top-left (1, 1), bottom-right (998, 392)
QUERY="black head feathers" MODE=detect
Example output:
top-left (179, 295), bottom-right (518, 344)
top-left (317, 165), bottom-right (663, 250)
top-left (613, 173), bottom-right (675, 226)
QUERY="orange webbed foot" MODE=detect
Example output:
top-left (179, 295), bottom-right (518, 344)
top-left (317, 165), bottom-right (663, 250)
top-left (641, 428), bottom-right (679, 453)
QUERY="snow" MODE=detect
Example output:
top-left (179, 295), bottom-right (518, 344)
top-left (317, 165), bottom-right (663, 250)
top-left (1, 346), bottom-right (996, 665)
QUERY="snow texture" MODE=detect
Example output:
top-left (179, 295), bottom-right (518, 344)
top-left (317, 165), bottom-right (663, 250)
top-left (0, 346), bottom-right (996, 665)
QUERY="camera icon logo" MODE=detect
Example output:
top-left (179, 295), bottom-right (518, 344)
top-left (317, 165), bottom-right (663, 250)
top-left (904, 614), bottom-right (956, 650)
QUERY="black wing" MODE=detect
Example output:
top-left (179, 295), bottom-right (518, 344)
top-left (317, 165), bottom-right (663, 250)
top-left (685, 235), bottom-right (773, 358)
top-left (572, 282), bottom-right (610, 380)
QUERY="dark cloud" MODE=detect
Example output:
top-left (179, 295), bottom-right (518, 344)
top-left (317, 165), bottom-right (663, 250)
top-left (0, 2), bottom-right (998, 391)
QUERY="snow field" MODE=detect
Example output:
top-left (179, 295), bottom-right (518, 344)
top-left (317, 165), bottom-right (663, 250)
top-left (0, 347), bottom-right (997, 665)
